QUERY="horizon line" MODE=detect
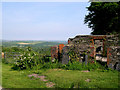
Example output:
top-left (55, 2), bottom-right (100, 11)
top-left (2, 39), bottom-right (67, 41)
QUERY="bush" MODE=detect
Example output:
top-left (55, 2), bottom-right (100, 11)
top-left (12, 47), bottom-right (39, 70)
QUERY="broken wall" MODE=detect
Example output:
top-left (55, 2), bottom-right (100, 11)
top-left (62, 35), bottom-right (119, 65)
top-left (107, 46), bottom-right (120, 71)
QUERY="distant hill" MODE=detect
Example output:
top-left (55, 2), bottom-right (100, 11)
top-left (2, 40), bottom-right (67, 48)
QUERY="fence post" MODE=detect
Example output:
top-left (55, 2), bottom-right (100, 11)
top-left (85, 55), bottom-right (88, 65)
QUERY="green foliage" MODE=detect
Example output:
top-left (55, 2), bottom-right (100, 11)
top-left (40, 60), bottom-right (61, 69)
top-left (84, 2), bottom-right (120, 35)
top-left (13, 47), bottom-right (39, 70)
top-left (66, 61), bottom-right (104, 71)
top-left (2, 46), bottom-right (25, 52)
top-left (39, 59), bottom-right (105, 71)
top-left (2, 58), bottom-right (16, 65)
top-left (68, 47), bottom-right (82, 62)
top-left (2, 40), bottom-right (113, 72)
top-left (2, 45), bottom-right (52, 70)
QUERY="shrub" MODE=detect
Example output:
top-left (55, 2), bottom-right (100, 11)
top-left (12, 47), bottom-right (39, 70)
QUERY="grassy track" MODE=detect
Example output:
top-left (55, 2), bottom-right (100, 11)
top-left (2, 63), bottom-right (119, 88)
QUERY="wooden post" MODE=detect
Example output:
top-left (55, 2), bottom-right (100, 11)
top-left (85, 55), bottom-right (88, 65)
top-left (103, 40), bottom-right (105, 56)
top-left (90, 39), bottom-right (95, 58)
top-left (107, 48), bottom-right (111, 65)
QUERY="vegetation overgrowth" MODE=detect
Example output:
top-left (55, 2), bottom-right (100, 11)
top-left (2, 45), bottom-right (114, 71)
top-left (2, 46), bottom-right (105, 71)
top-left (2, 40), bottom-right (120, 88)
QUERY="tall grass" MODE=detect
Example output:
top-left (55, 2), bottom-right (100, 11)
top-left (39, 60), bottom-right (106, 71)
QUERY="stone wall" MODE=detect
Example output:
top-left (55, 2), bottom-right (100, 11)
top-left (62, 35), bottom-right (92, 64)
top-left (107, 46), bottom-right (120, 71)
top-left (61, 35), bottom-right (119, 65)
top-left (61, 45), bottom-right (70, 64)
top-left (106, 35), bottom-right (119, 46)
top-left (51, 34), bottom-right (120, 70)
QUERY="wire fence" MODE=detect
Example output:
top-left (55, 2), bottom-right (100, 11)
top-left (2, 52), bottom-right (51, 64)
top-left (3, 52), bottom-right (21, 59)
top-left (2, 52), bottom-right (21, 64)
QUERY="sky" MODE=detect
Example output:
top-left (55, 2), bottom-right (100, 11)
top-left (2, 2), bottom-right (91, 41)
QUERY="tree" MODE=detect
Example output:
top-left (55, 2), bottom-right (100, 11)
top-left (84, 2), bottom-right (120, 35)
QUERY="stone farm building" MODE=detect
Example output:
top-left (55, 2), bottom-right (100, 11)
top-left (51, 35), bottom-right (120, 71)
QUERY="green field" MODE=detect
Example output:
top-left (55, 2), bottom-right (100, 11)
top-left (2, 63), bottom-right (119, 88)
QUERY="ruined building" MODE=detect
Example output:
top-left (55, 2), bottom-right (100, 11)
top-left (51, 35), bottom-right (120, 71)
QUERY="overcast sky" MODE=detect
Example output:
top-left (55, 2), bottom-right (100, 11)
top-left (2, 2), bottom-right (91, 41)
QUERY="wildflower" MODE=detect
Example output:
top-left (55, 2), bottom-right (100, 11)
top-left (21, 58), bottom-right (23, 61)
top-left (28, 53), bottom-right (30, 56)
top-left (31, 56), bottom-right (33, 59)
top-left (34, 53), bottom-right (36, 56)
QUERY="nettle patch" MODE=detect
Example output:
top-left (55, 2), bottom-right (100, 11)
top-left (13, 47), bottom-right (39, 70)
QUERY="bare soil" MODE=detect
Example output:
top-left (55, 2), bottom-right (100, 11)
top-left (81, 70), bottom-right (90, 72)
top-left (46, 82), bottom-right (55, 87)
top-left (28, 74), bottom-right (55, 87)
top-left (17, 43), bottom-right (32, 45)
top-left (85, 79), bottom-right (91, 82)
top-left (28, 74), bottom-right (48, 81)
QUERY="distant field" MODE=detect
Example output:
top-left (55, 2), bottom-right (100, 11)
top-left (2, 40), bottom-right (67, 48)
top-left (17, 43), bottom-right (33, 45)
top-left (17, 41), bottom-right (43, 45)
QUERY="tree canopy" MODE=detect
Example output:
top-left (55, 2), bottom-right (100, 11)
top-left (84, 2), bottom-right (120, 35)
